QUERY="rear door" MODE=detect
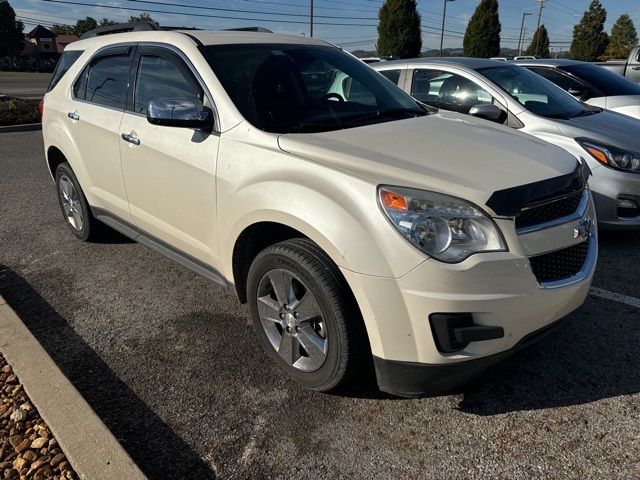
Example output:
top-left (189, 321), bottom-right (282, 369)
top-left (119, 45), bottom-right (220, 265)
top-left (69, 45), bottom-right (134, 221)
top-left (627, 48), bottom-right (640, 84)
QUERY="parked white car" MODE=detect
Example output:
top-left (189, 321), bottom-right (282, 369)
top-left (374, 57), bottom-right (640, 228)
top-left (42, 26), bottom-right (595, 397)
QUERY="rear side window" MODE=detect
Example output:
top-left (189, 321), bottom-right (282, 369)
top-left (561, 64), bottom-right (640, 96)
top-left (73, 54), bottom-right (130, 109)
top-left (379, 69), bottom-right (401, 85)
top-left (134, 55), bottom-right (203, 114)
top-left (48, 50), bottom-right (83, 92)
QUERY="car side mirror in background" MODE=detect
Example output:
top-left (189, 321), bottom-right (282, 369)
top-left (567, 87), bottom-right (591, 100)
top-left (469, 104), bottom-right (507, 123)
top-left (147, 99), bottom-right (213, 130)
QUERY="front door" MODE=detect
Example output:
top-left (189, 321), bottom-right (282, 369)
top-left (119, 45), bottom-right (220, 266)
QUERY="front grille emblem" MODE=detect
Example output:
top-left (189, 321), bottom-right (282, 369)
top-left (573, 216), bottom-right (592, 240)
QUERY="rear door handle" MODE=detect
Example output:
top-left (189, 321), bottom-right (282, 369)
top-left (67, 112), bottom-right (79, 121)
top-left (121, 133), bottom-right (140, 146)
top-left (632, 66), bottom-right (640, 70)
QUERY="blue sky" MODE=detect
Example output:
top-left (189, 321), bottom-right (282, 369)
top-left (12, 0), bottom-right (640, 52)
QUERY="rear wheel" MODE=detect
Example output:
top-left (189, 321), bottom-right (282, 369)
top-left (55, 162), bottom-right (104, 241)
top-left (247, 238), bottom-right (368, 391)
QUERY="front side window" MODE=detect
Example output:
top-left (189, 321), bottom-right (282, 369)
top-left (134, 55), bottom-right (203, 114)
top-left (411, 69), bottom-right (493, 114)
top-left (526, 67), bottom-right (587, 92)
top-left (560, 63), bottom-right (640, 96)
top-left (379, 69), bottom-right (401, 85)
top-left (200, 43), bottom-right (423, 133)
top-left (479, 65), bottom-right (587, 119)
top-left (74, 54), bottom-right (130, 109)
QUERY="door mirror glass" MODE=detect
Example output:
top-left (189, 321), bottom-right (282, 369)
top-left (469, 104), bottom-right (507, 123)
top-left (147, 99), bottom-right (213, 129)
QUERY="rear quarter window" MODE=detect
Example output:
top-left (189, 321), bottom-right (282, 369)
top-left (48, 50), bottom-right (83, 92)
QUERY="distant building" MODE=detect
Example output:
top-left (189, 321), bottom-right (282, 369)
top-left (0, 25), bottom-right (79, 71)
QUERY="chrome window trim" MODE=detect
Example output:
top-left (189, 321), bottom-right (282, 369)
top-left (516, 188), bottom-right (590, 235)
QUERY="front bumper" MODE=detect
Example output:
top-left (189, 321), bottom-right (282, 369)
top-left (341, 198), bottom-right (596, 397)
top-left (590, 165), bottom-right (640, 229)
top-left (373, 316), bottom-right (566, 397)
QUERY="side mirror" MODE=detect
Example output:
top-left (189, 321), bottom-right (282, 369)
top-left (469, 104), bottom-right (507, 123)
top-left (567, 87), bottom-right (591, 100)
top-left (147, 99), bottom-right (213, 130)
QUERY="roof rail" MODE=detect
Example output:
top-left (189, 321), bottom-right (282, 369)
top-left (80, 21), bottom-right (161, 39)
top-left (223, 27), bottom-right (273, 33)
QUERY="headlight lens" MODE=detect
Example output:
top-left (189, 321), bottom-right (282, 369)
top-left (378, 186), bottom-right (507, 263)
top-left (577, 138), bottom-right (640, 173)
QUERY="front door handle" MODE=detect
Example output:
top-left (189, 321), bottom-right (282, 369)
top-left (67, 112), bottom-right (79, 121)
top-left (632, 66), bottom-right (640, 71)
top-left (121, 133), bottom-right (140, 146)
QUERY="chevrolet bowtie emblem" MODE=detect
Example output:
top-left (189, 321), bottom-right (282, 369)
top-left (573, 217), bottom-right (592, 239)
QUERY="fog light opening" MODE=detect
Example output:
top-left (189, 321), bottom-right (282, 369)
top-left (617, 196), bottom-right (640, 218)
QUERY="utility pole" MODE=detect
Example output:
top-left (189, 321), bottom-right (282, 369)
top-left (310, 0), bottom-right (314, 37)
top-left (440, 0), bottom-right (454, 57)
top-left (534, 0), bottom-right (545, 55)
top-left (518, 11), bottom-right (532, 55)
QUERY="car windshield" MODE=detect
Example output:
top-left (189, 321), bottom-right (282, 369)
top-left (200, 43), bottom-right (424, 133)
top-left (560, 64), bottom-right (640, 96)
top-left (478, 65), bottom-right (588, 119)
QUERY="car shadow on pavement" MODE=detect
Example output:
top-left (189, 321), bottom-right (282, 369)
top-left (0, 265), bottom-right (216, 479)
top-left (457, 296), bottom-right (640, 415)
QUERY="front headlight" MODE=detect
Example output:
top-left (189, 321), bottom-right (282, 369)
top-left (378, 186), bottom-right (507, 263)
top-left (577, 138), bottom-right (640, 173)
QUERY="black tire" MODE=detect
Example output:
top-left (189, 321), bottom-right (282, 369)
top-left (247, 238), bottom-right (369, 392)
top-left (54, 162), bottom-right (105, 242)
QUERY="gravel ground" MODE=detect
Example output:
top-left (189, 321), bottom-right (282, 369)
top-left (0, 355), bottom-right (77, 480)
top-left (0, 131), bottom-right (639, 479)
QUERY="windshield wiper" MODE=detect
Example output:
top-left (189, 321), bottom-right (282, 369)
top-left (341, 108), bottom-right (425, 127)
top-left (571, 107), bottom-right (602, 118)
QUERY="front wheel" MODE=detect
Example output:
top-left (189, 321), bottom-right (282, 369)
top-left (247, 239), bottom-right (368, 391)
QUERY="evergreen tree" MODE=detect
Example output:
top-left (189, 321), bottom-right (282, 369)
top-left (604, 14), bottom-right (637, 60)
top-left (570, 0), bottom-right (609, 61)
top-left (525, 25), bottom-right (550, 57)
top-left (463, 0), bottom-right (501, 58)
top-left (0, 0), bottom-right (25, 58)
top-left (377, 0), bottom-right (422, 59)
top-left (73, 17), bottom-right (97, 37)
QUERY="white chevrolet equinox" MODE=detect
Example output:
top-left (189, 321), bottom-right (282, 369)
top-left (42, 26), bottom-right (597, 397)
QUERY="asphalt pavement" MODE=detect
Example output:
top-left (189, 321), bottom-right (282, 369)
top-left (0, 131), bottom-right (639, 479)
top-left (0, 72), bottom-right (52, 99)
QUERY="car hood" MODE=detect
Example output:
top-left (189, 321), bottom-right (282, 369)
top-left (588, 96), bottom-right (640, 120)
top-left (553, 109), bottom-right (640, 151)
top-left (278, 110), bottom-right (578, 211)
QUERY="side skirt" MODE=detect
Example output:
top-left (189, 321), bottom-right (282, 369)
top-left (92, 207), bottom-right (228, 288)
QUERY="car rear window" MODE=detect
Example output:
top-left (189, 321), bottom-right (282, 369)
top-left (561, 64), bottom-right (640, 96)
top-left (48, 50), bottom-right (83, 92)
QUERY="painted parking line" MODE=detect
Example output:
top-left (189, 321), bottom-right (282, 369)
top-left (589, 287), bottom-right (640, 309)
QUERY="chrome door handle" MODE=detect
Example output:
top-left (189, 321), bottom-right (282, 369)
top-left (121, 133), bottom-right (140, 145)
top-left (67, 112), bottom-right (79, 121)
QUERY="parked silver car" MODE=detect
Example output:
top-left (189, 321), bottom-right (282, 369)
top-left (514, 59), bottom-right (640, 120)
top-left (373, 58), bottom-right (640, 228)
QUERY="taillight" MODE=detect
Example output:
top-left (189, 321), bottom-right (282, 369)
top-left (38, 100), bottom-right (45, 121)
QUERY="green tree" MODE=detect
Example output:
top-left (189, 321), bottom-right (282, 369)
top-left (525, 24), bottom-right (550, 57)
top-left (129, 13), bottom-right (156, 23)
top-left (98, 18), bottom-right (118, 27)
top-left (73, 17), bottom-right (97, 37)
top-left (377, 0), bottom-right (422, 59)
top-left (463, 0), bottom-right (501, 58)
top-left (604, 14), bottom-right (638, 60)
top-left (51, 24), bottom-right (74, 35)
top-left (0, 0), bottom-right (25, 58)
top-left (570, 0), bottom-right (609, 61)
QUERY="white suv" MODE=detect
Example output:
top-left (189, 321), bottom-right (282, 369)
top-left (42, 27), bottom-right (597, 397)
